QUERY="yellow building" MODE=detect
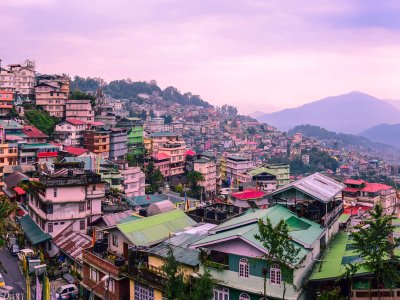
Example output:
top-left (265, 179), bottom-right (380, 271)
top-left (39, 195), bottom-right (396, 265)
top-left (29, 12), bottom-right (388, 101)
top-left (128, 236), bottom-right (200, 300)
top-left (0, 142), bottom-right (18, 178)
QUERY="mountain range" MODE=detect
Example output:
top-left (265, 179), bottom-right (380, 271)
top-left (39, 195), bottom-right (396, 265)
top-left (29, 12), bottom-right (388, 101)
top-left (360, 124), bottom-right (400, 149)
top-left (256, 92), bottom-right (400, 134)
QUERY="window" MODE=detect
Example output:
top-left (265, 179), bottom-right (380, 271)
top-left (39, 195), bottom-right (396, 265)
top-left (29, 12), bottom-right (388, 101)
top-left (90, 267), bottom-right (99, 282)
top-left (48, 223), bottom-right (53, 233)
top-left (79, 202), bottom-right (85, 212)
top-left (213, 286), bottom-right (229, 300)
top-left (239, 258), bottom-right (249, 278)
top-left (134, 282), bottom-right (154, 300)
top-left (87, 200), bottom-right (91, 210)
top-left (105, 278), bottom-right (115, 293)
top-left (270, 264), bottom-right (281, 285)
top-left (53, 188), bottom-right (57, 198)
top-left (239, 293), bottom-right (250, 300)
top-left (79, 220), bottom-right (85, 230)
top-left (112, 234), bottom-right (118, 247)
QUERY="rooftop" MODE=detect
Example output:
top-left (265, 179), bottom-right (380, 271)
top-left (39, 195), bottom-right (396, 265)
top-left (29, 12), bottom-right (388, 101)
top-left (149, 131), bottom-right (177, 138)
top-left (22, 125), bottom-right (48, 138)
top-left (231, 188), bottom-right (266, 200)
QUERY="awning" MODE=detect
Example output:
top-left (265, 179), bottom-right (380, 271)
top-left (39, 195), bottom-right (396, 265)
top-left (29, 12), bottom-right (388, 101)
top-left (13, 187), bottom-right (26, 195)
top-left (20, 215), bottom-right (52, 245)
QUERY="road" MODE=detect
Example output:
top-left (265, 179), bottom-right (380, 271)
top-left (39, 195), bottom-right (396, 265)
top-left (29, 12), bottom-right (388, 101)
top-left (0, 248), bottom-right (26, 296)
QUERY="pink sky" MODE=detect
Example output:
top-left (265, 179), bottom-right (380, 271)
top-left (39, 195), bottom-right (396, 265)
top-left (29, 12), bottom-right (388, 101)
top-left (2, 0), bottom-right (400, 114)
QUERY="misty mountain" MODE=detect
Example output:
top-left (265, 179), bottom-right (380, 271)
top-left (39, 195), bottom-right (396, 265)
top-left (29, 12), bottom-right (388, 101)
top-left (384, 99), bottom-right (400, 111)
top-left (360, 124), bottom-right (400, 148)
top-left (249, 111), bottom-right (266, 118)
top-left (289, 124), bottom-right (400, 161)
top-left (257, 92), bottom-right (400, 134)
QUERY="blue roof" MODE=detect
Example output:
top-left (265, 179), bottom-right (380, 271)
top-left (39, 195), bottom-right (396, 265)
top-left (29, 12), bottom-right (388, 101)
top-left (149, 131), bottom-right (176, 138)
top-left (126, 195), bottom-right (164, 207)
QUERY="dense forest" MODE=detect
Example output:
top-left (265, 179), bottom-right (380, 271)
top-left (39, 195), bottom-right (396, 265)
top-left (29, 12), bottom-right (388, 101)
top-left (70, 76), bottom-right (211, 108)
top-left (25, 109), bottom-right (60, 135)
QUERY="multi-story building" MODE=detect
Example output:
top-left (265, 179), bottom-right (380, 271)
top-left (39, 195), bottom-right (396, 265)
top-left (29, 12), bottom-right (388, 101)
top-left (342, 179), bottom-right (398, 214)
top-left (148, 131), bottom-right (179, 154)
top-left (193, 155), bottom-right (217, 197)
top-left (157, 140), bottom-right (186, 177)
top-left (191, 205), bottom-right (325, 300)
top-left (144, 117), bottom-right (170, 133)
top-left (0, 89), bottom-right (14, 116)
top-left (0, 140), bottom-right (18, 178)
top-left (19, 143), bottom-right (59, 165)
top-left (53, 119), bottom-right (86, 146)
top-left (26, 164), bottom-right (104, 251)
top-left (225, 155), bottom-right (253, 184)
top-left (250, 163), bottom-right (290, 191)
top-left (0, 62), bottom-right (36, 98)
top-left (22, 125), bottom-right (48, 144)
top-left (83, 128), bottom-right (110, 159)
top-left (145, 153), bottom-right (171, 178)
top-left (65, 99), bottom-right (94, 122)
top-left (118, 162), bottom-right (145, 197)
top-left (35, 75), bottom-right (69, 118)
top-left (109, 128), bottom-right (128, 161)
top-left (116, 118), bottom-right (144, 157)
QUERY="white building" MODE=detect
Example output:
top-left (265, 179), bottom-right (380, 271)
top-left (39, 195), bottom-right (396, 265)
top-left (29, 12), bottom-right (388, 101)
top-left (0, 62), bottom-right (36, 98)
top-left (53, 119), bottom-right (86, 146)
top-left (119, 163), bottom-right (146, 197)
top-left (225, 155), bottom-right (254, 184)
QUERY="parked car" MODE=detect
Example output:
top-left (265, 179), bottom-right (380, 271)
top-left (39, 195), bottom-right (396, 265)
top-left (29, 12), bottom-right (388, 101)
top-left (17, 249), bottom-right (34, 262)
top-left (0, 286), bottom-right (13, 300)
top-left (0, 274), bottom-right (5, 287)
top-left (56, 284), bottom-right (78, 299)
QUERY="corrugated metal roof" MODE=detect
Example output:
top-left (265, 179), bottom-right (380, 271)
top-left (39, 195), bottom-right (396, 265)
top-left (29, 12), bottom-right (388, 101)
top-left (52, 227), bottom-right (92, 265)
top-left (117, 210), bottom-right (196, 247)
top-left (101, 210), bottom-right (135, 227)
top-left (20, 215), bottom-right (52, 245)
top-left (270, 172), bottom-right (344, 203)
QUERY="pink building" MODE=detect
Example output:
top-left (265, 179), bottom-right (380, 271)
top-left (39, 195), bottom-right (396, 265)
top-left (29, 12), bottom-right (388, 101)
top-left (65, 99), bottom-right (94, 122)
top-left (119, 163), bottom-right (146, 197)
top-left (148, 153), bottom-right (171, 178)
top-left (193, 157), bottom-right (217, 196)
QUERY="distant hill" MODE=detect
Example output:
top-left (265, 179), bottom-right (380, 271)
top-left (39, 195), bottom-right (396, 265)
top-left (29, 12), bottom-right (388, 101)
top-left (249, 111), bottom-right (266, 118)
top-left (384, 99), bottom-right (400, 111)
top-left (360, 124), bottom-right (400, 148)
top-left (257, 92), bottom-right (400, 134)
top-left (70, 76), bottom-right (212, 108)
top-left (289, 124), bottom-right (400, 161)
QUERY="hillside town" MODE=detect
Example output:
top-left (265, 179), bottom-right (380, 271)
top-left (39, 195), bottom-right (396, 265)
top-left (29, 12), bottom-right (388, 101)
top-left (1, 60), bottom-right (400, 300)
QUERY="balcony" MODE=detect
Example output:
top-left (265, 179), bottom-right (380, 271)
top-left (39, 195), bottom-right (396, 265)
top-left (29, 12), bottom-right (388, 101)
top-left (351, 289), bottom-right (400, 299)
top-left (126, 265), bottom-right (168, 291)
top-left (86, 189), bottom-right (105, 199)
top-left (82, 247), bottom-right (125, 278)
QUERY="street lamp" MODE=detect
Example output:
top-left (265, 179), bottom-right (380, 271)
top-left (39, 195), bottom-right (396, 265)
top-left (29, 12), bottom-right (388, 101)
top-left (90, 274), bottom-right (110, 300)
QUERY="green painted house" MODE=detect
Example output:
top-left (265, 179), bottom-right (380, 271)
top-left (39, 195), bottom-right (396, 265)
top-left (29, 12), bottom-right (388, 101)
top-left (116, 117), bottom-right (144, 157)
top-left (250, 163), bottom-right (290, 188)
top-left (191, 206), bottom-right (325, 300)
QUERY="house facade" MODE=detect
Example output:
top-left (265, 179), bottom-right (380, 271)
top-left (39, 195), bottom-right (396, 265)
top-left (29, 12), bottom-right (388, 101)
top-left (65, 99), bottom-right (94, 122)
top-left (53, 119), bottom-right (86, 146)
top-left (109, 128), bottom-right (128, 161)
top-left (83, 128), bottom-right (110, 159)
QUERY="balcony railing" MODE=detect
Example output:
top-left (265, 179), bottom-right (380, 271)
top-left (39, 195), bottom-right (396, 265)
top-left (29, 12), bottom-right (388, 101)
top-left (202, 260), bottom-right (229, 271)
top-left (351, 288), bottom-right (400, 299)
top-left (126, 266), bottom-right (168, 291)
top-left (82, 248), bottom-right (124, 277)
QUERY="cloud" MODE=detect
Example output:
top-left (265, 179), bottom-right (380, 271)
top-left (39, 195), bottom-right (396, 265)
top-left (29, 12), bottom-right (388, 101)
top-left (2, 0), bottom-right (400, 112)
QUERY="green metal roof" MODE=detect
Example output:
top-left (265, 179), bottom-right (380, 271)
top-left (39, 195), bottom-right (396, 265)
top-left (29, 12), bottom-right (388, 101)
top-left (117, 210), bottom-right (196, 246)
top-left (20, 215), bottom-right (52, 245)
top-left (192, 206), bottom-right (325, 263)
top-left (117, 215), bottom-right (142, 224)
top-left (309, 232), bottom-right (369, 281)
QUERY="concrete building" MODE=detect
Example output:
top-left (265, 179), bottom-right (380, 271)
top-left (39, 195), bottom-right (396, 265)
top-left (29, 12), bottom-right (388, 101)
top-left (116, 118), bottom-right (145, 158)
top-left (22, 125), bottom-right (48, 144)
top-left (35, 75), bottom-right (70, 118)
top-left (0, 142), bottom-right (18, 177)
top-left (0, 89), bottom-right (14, 116)
top-left (83, 128), bottom-right (110, 159)
top-left (53, 119), bottom-right (86, 146)
top-left (193, 155), bottom-right (217, 196)
top-left (118, 162), bottom-right (145, 197)
top-left (225, 155), bottom-right (253, 184)
top-left (26, 164), bottom-right (104, 244)
top-left (109, 128), bottom-right (128, 161)
top-left (250, 164), bottom-right (290, 190)
top-left (157, 139), bottom-right (186, 177)
top-left (0, 62), bottom-right (36, 98)
top-left (65, 99), bottom-right (94, 122)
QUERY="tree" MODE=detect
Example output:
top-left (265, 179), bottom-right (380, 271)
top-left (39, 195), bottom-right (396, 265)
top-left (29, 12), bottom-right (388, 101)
top-left (25, 109), bottom-right (59, 135)
top-left (145, 162), bottom-right (164, 194)
top-left (186, 171), bottom-right (204, 199)
top-left (189, 269), bottom-right (214, 300)
top-left (0, 195), bottom-right (17, 236)
top-left (350, 204), bottom-right (400, 298)
top-left (69, 90), bottom-right (96, 107)
top-left (163, 247), bottom-right (186, 300)
top-left (254, 218), bottom-right (304, 300)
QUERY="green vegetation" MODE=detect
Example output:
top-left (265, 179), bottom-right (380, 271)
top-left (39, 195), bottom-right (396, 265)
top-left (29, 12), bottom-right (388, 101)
top-left (25, 108), bottom-right (59, 135)
top-left (189, 269), bottom-right (214, 300)
top-left (350, 204), bottom-right (400, 296)
top-left (69, 75), bottom-right (104, 92)
top-left (254, 217), bottom-right (304, 300)
top-left (0, 195), bottom-right (17, 236)
top-left (186, 171), bottom-right (205, 199)
top-left (69, 90), bottom-right (96, 107)
top-left (163, 87), bottom-right (211, 108)
top-left (163, 247), bottom-right (186, 300)
top-left (144, 162), bottom-right (164, 194)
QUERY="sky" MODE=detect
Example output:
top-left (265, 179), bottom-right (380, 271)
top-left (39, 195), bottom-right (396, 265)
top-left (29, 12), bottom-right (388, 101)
top-left (2, 0), bottom-right (400, 114)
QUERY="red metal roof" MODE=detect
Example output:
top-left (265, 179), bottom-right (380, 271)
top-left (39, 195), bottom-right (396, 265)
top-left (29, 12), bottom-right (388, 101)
top-left (344, 179), bottom-right (365, 185)
top-left (231, 188), bottom-right (266, 200)
top-left (13, 187), bottom-right (26, 195)
top-left (22, 125), bottom-right (48, 138)
top-left (153, 153), bottom-right (170, 161)
top-left (37, 152), bottom-right (58, 158)
top-left (362, 183), bottom-right (392, 193)
top-left (65, 118), bottom-right (86, 125)
top-left (344, 205), bottom-right (371, 215)
top-left (63, 146), bottom-right (88, 156)
top-left (343, 187), bottom-right (359, 193)
top-left (186, 149), bottom-right (196, 156)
